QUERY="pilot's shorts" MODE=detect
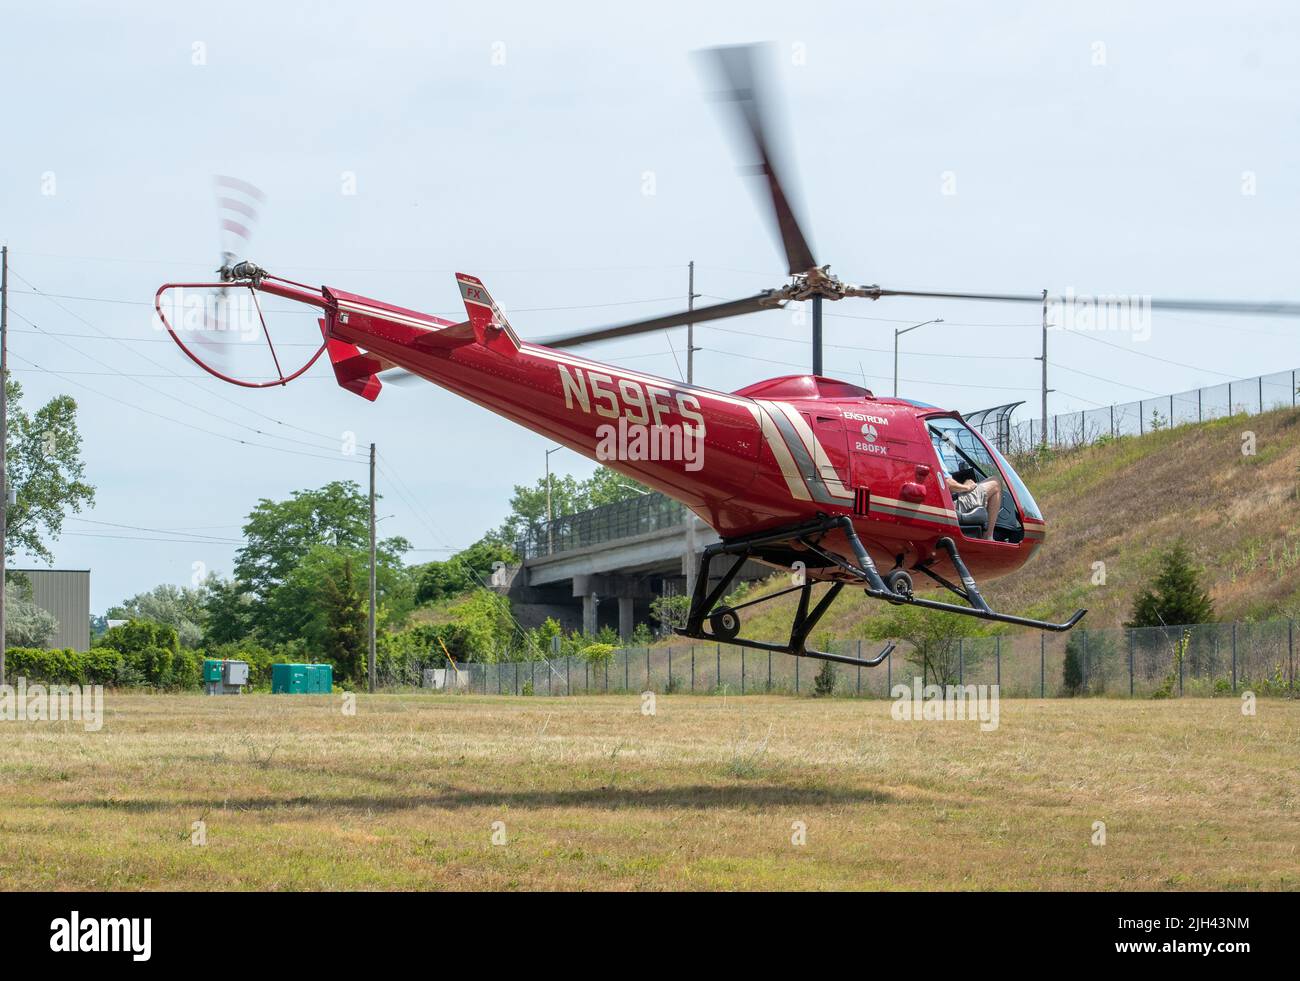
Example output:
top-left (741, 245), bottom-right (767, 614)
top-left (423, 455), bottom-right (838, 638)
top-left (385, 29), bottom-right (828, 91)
top-left (954, 483), bottom-right (990, 516)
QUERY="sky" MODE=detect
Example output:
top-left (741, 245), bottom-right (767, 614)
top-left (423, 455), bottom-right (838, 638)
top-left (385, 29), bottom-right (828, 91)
top-left (2, 1), bottom-right (1298, 611)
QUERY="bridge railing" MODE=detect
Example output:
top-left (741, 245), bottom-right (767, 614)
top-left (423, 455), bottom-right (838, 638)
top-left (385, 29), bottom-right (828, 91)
top-left (514, 491), bottom-right (687, 561)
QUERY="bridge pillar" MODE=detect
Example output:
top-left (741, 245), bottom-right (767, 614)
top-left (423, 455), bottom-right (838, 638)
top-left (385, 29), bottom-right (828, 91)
top-left (618, 597), bottom-right (635, 642)
top-left (582, 591), bottom-right (599, 636)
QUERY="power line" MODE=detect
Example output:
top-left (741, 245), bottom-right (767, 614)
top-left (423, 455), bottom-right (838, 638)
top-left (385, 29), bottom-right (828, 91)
top-left (9, 349), bottom-right (364, 466)
top-left (10, 267), bottom-right (355, 448)
top-left (8, 304), bottom-right (345, 455)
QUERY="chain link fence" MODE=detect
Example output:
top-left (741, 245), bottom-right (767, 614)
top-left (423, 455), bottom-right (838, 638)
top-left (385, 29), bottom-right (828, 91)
top-left (383, 620), bottom-right (1298, 698)
top-left (1003, 368), bottom-right (1299, 455)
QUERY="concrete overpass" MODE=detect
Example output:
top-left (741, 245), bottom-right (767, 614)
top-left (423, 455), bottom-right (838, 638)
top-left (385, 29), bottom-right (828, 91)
top-left (496, 493), bottom-right (768, 640)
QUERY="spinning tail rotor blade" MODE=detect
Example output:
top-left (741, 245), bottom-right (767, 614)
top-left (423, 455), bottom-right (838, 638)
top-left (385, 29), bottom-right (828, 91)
top-left (701, 43), bottom-right (816, 276)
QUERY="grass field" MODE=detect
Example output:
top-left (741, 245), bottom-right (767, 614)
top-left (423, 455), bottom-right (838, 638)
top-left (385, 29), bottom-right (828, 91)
top-left (1, 692), bottom-right (1296, 891)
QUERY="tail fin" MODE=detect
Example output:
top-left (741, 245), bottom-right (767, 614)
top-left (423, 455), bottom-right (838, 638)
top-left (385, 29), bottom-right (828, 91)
top-left (456, 273), bottom-right (521, 356)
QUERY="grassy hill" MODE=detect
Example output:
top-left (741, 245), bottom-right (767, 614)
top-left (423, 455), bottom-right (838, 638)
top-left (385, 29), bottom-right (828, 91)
top-left (694, 405), bottom-right (1300, 643)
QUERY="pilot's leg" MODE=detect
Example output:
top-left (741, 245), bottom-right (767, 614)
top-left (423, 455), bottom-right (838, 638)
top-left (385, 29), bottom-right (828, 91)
top-left (981, 480), bottom-right (1001, 539)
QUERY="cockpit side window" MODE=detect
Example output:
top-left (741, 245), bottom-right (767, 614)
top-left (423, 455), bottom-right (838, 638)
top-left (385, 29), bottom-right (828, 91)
top-left (925, 415), bottom-right (1035, 537)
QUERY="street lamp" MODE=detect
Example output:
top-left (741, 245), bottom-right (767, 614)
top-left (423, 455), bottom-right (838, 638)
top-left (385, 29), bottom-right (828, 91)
top-left (893, 318), bottom-right (943, 398)
top-left (544, 445), bottom-right (564, 554)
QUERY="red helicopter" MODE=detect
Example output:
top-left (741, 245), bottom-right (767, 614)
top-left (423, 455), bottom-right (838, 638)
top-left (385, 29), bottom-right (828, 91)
top-left (159, 46), bottom-right (1299, 669)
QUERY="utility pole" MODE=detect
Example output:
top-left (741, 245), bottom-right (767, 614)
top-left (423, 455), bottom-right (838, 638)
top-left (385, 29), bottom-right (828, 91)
top-left (544, 445), bottom-right (563, 554)
top-left (368, 442), bottom-right (376, 694)
top-left (0, 246), bottom-right (7, 687)
top-left (686, 260), bottom-right (698, 385)
top-left (1038, 288), bottom-right (1049, 448)
top-left (811, 295), bottom-right (823, 377)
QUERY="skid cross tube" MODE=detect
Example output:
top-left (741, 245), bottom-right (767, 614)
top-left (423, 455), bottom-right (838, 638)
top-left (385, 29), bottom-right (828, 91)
top-left (676, 514), bottom-right (897, 666)
top-left (680, 515), bottom-right (1084, 659)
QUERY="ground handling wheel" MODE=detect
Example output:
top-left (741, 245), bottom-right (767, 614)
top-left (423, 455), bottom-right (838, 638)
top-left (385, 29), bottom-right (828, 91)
top-left (709, 606), bottom-right (741, 641)
top-left (884, 569), bottom-right (914, 605)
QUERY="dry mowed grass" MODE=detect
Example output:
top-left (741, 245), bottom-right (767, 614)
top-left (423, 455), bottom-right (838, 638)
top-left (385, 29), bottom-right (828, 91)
top-left (0, 692), bottom-right (1296, 891)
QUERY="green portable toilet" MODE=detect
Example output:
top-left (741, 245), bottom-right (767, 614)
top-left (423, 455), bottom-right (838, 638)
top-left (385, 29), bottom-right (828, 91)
top-left (271, 662), bottom-right (310, 694)
top-left (307, 664), bottom-right (333, 693)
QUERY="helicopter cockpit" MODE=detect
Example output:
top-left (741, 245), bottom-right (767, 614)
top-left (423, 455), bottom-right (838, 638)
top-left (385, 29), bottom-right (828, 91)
top-left (926, 415), bottom-right (1042, 544)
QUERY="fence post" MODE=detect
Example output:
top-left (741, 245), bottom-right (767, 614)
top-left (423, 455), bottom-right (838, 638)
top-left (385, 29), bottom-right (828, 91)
top-left (958, 638), bottom-right (964, 686)
top-left (624, 648), bottom-right (629, 691)
top-left (995, 636), bottom-right (1001, 689)
top-left (1289, 619), bottom-right (1294, 693)
top-left (604, 660), bottom-right (609, 693)
top-left (887, 644), bottom-right (892, 695)
top-left (1170, 394), bottom-right (1175, 426)
top-left (667, 647), bottom-right (672, 691)
top-left (1039, 633), bottom-right (1045, 698)
top-left (1232, 622), bottom-right (1238, 692)
top-left (646, 647), bottom-right (651, 689)
top-left (1259, 375), bottom-right (1264, 413)
top-left (547, 659), bottom-right (552, 695)
top-left (1110, 404), bottom-right (1115, 438)
top-left (795, 657), bottom-right (800, 694)
top-left (856, 640), bottom-right (862, 696)
top-left (1197, 387), bottom-right (1202, 422)
top-left (741, 648), bottom-right (746, 694)
top-left (716, 644), bottom-right (721, 690)
top-left (1081, 630), bottom-right (1088, 692)
top-left (1128, 629), bottom-right (1134, 697)
top-left (566, 655), bottom-right (571, 695)
top-left (691, 645), bottom-right (695, 692)
top-left (515, 662), bottom-right (519, 695)
top-left (1178, 636), bottom-right (1184, 697)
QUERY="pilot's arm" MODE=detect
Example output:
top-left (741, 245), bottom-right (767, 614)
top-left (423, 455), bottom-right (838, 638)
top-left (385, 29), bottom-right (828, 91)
top-left (945, 475), bottom-right (977, 495)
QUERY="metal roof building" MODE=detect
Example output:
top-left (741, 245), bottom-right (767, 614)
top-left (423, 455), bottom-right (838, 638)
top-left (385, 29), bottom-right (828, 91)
top-left (10, 569), bottom-right (91, 652)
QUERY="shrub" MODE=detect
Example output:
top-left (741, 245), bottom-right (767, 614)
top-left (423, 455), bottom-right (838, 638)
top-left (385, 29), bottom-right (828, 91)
top-left (813, 659), bottom-right (837, 697)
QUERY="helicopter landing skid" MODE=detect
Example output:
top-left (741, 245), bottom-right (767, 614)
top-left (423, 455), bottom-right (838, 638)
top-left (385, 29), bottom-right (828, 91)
top-left (675, 515), bottom-right (1085, 659)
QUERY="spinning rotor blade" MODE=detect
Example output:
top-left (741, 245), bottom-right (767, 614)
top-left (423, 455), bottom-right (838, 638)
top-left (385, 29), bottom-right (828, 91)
top-left (702, 44), bottom-right (816, 276)
top-left (872, 288), bottom-right (1300, 317)
top-left (536, 292), bottom-right (778, 349)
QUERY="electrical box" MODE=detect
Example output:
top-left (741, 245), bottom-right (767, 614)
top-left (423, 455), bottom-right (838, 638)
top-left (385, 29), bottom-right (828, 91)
top-left (203, 659), bottom-right (249, 695)
top-left (272, 663), bottom-right (331, 694)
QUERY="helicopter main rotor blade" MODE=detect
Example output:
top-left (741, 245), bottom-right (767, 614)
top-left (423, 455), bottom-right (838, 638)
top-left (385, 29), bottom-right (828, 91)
top-left (872, 288), bottom-right (1300, 317)
top-left (535, 292), bottom-right (779, 349)
top-left (702, 44), bottom-right (817, 276)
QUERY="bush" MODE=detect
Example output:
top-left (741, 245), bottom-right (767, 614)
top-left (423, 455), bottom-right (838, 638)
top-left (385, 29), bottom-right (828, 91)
top-left (813, 659), bottom-right (837, 697)
top-left (579, 643), bottom-right (617, 667)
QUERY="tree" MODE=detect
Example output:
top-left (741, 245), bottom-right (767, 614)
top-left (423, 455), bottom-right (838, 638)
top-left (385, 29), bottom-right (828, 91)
top-left (1127, 541), bottom-right (1214, 628)
top-left (202, 576), bottom-right (257, 645)
top-left (497, 468), bottom-right (649, 544)
top-left (4, 376), bottom-right (95, 562)
top-left (108, 582), bottom-right (210, 648)
top-left (866, 605), bottom-right (981, 686)
top-left (233, 480), bottom-right (408, 599)
top-left (320, 556), bottom-right (367, 680)
top-left (414, 537), bottom-right (517, 605)
top-left (231, 481), bottom-right (410, 641)
top-left (4, 580), bottom-right (58, 647)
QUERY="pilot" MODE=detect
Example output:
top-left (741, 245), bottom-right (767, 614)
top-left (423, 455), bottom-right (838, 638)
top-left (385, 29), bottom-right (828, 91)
top-left (943, 470), bottom-right (1001, 541)
top-left (932, 434), bottom-right (1002, 540)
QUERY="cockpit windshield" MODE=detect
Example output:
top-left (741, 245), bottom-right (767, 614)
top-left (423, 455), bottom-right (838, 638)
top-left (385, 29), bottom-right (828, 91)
top-left (926, 415), bottom-right (1044, 526)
